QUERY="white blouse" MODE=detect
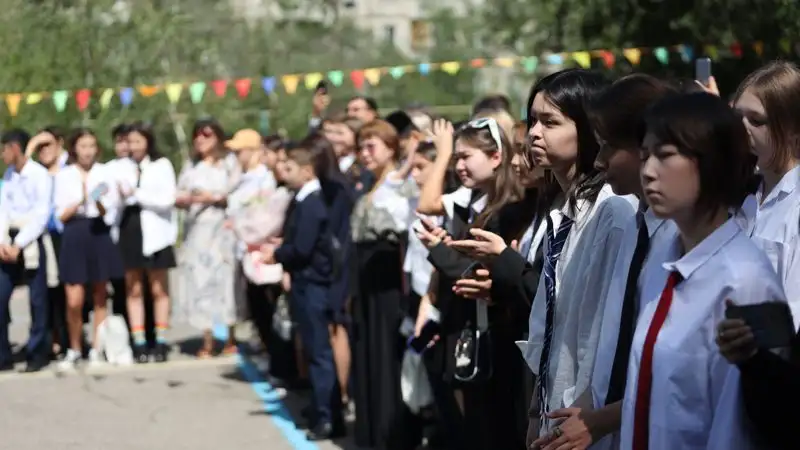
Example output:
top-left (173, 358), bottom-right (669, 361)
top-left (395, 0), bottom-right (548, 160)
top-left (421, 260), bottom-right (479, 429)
top-left (740, 166), bottom-right (800, 325)
top-left (119, 156), bottom-right (178, 256)
top-left (54, 163), bottom-right (119, 227)
top-left (619, 218), bottom-right (786, 450)
top-left (518, 184), bottom-right (638, 430)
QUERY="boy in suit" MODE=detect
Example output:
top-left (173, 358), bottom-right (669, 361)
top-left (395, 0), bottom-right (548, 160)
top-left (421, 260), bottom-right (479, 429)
top-left (261, 145), bottom-right (344, 440)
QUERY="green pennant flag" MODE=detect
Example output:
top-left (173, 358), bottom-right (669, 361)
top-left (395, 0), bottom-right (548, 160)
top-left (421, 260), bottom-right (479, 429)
top-left (654, 47), bottom-right (669, 65)
top-left (522, 56), bottom-right (539, 74)
top-left (389, 66), bottom-right (405, 79)
top-left (327, 70), bottom-right (344, 87)
top-left (52, 90), bottom-right (69, 112)
top-left (189, 82), bottom-right (206, 104)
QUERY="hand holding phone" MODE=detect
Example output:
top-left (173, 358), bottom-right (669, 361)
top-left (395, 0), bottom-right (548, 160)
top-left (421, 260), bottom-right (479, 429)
top-left (725, 301), bottom-right (795, 349)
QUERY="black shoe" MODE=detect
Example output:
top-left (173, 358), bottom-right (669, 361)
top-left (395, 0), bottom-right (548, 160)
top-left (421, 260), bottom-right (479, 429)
top-left (133, 345), bottom-right (149, 364)
top-left (23, 359), bottom-right (48, 373)
top-left (0, 361), bottom-right (13, 372)
top-left (306, 422), bottom-right (346, 441)
top-left (152, 343), bottom-right (169, 363)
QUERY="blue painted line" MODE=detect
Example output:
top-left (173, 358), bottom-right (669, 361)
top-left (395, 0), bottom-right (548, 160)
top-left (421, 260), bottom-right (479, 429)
top-left (213, 324), bottom-right (318, 450)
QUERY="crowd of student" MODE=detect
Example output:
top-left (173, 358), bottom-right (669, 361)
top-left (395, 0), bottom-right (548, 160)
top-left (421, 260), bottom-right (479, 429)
top-left (1, 59), bottom-right (799, 450)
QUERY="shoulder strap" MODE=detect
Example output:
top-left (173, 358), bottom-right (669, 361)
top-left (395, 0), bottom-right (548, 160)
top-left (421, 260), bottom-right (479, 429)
top-left (476, 301), bottom-right (489, 332)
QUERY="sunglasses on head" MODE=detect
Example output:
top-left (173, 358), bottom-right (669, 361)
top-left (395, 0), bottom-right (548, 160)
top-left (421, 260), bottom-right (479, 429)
top-left (461, 117), bottom-right (503, 152)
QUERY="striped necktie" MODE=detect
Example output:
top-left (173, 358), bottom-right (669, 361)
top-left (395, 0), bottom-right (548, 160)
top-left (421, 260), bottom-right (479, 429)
top-left (605, 211), bottom-right (650, 405)
top-left (536, 214), bottom-right (575, 422)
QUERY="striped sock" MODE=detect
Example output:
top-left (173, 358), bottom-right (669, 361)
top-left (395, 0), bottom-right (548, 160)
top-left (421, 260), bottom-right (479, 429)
top-left (131, 327), bottom-right (146, 346)
top-left (155, 324), bottom-right (168, 344)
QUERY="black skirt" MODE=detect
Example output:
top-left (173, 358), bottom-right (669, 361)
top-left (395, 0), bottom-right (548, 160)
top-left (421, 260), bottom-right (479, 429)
top-left (59, 217), bottom-right (124, 284)
top-left (118, 205), bottom-right (176, 270)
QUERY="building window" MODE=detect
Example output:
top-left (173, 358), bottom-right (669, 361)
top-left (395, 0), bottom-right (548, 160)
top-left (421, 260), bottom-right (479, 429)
top-left (410, 20), bottom-right (430, 51)
top-left (384, 25), bottom-right (395, 44)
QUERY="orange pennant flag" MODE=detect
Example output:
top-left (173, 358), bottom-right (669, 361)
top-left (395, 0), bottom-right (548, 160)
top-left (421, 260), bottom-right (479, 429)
top-left (5, 94), bottom-right (21, 117)
top-left (282, 75), bottom-right (299, 94)
top-left (752, 41), bottom-right (764, 57)
top-left (623, 48), bottom-right (641, 65)
top-left (364, 68), bottom-right (381, 86)
top-left (572, 51), bottom-right (591, 68)
top-left (138, 85), bottom-right (159, 97)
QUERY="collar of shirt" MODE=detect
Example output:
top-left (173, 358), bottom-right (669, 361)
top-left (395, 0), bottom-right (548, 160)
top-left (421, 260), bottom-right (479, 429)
top-left (242, 164), bottom-right (267, 181)
top-left (757, 164), bottom-right (800, 208)
top-left (643, 207), bottom-right (667, 239)
top-left (58, 151), bottom-right (69, 167)
top-left (295, 178), bottom-right (321, 201)
top-left (662, 218), bottom-right (740, 280)
top-left (339, 154), bottom-right (356, 173)
top-left (137, 155), bottom-right (152, 168)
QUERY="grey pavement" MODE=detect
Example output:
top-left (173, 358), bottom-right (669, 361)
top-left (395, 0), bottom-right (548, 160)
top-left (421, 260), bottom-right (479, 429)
top-left (1, 285), bottom-right (357, 450)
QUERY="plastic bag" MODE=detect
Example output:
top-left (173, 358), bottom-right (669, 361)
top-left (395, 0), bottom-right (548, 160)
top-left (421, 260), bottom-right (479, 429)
top-left (400, 349), bottom-right (433, 413)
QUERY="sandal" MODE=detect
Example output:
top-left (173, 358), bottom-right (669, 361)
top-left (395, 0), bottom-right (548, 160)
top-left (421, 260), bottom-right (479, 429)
top-left (196, 348), bottom-right (213, 359)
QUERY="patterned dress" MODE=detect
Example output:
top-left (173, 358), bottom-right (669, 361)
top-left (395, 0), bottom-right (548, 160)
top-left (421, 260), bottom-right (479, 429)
top-left (175, 158), bottom-right (241, 330)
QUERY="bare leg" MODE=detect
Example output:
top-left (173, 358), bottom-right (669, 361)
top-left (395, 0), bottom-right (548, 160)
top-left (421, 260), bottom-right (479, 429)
top-left (90, 282), bottom-right (108, 349)
top-left (63, 283), bottom-right (85, 352)
top-left (328, 323), bottom-right (352, 403)
top-left (125, 269), bottom-right (146, 348)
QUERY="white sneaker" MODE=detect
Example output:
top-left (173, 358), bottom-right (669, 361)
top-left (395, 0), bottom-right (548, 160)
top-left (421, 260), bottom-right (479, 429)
top-left (57, 349), bottom-right (81, 371)
top-left (87, 349), bottom-right (105, 368)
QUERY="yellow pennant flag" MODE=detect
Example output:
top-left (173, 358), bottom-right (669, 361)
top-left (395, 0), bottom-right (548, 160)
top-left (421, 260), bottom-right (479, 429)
top-left (441, 61), bottom-right (461, 75)
top-left (282, 75), bottom-right (299, 94)
top-left (304, 72), bottom-right (323, 90)
top-left (165, 83), bottom-right (183, 104)
top-left (623, 48), bottom-right (642, 65)
top-left (99, 88), bottom-right (114, 109)
top-left (138, 85), bottom-right (159, 97)
top-left (752, 41), bottom-right (764, 57)
top-left (364, 68), bottom-right (381, 86)
top-left (5, 94), bottom-right (21, 117)
top-left (25, 93), bottom-right (42, 105)
top-left (494, 57), bottom-right (515, 68)
top-left (704, 45), bottom-right (719, 61)
top-left (572, 51), bottom-right (591, 68)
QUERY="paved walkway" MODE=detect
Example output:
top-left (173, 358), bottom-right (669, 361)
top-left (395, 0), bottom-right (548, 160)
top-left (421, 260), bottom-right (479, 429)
top-left (1, 287), bottom-right (360, 450)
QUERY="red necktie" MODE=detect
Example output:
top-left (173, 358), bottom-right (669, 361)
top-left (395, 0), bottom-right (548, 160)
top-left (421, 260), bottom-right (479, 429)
top-left (632, 271), bottom-right (682, 450)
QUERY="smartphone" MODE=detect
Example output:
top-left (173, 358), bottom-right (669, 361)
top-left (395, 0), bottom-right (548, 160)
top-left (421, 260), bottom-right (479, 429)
top-left (90, 182), bottom-right (108, 201)
top-left (695, 57), bottom-right (712, 86)
top-left (407, 320), bottom-right (441, 354)
top-left (725, 301), bottom-right (795, 349)
top-left (315, 80), bottom-right (329, 95)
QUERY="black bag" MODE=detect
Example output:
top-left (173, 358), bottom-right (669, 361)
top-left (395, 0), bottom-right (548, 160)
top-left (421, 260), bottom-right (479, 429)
top-left (453, 301), bottom-right (492, 383)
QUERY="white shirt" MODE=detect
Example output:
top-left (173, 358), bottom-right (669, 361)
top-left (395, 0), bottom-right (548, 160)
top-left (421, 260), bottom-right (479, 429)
top-left (741, 166), bottom-right (800, 325)
top-left (518, 184), bottom-right (637, 430)
top-left (441, 186), bottom-right (488, 226)
top-left (404, 196), bottom-right (442, 297)
top-left (589, 209), bottom-right (678, 450)
top-left (120, 156), bottom-right (178, 256)
top-left (371, 171), bottom-right (413, 231)
top-left (54, 163), bottom-right (119, 226)
top-left (228, 165), bottom-right (279, 260)
top-left (619, 219), bottom-right (785, 450)
top-left (339, 154), bottom-right (356, 174)
top-left (0, 160), bottom-right (53, 247)
top-left (295, 178), bottom-right (321, 202)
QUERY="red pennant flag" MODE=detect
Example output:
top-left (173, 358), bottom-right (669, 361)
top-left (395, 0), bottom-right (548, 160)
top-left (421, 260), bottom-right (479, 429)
top-left (600, 50), bottom-right (615, 69)
top-left (211, 79), bottom-right (228, 97)
top-left (75, 89), bottom-right (91, 112)
top-left (350, 70), bottom-right (365, 90)
top-left (470, 58), bottom-right (486, 68)
top-left (730, 42), bottom-right (743, 58)
top-left (234, 78), bottom-right (252, 98)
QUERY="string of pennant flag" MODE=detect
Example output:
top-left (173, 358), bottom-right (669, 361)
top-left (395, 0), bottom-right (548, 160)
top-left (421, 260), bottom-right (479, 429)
top-left (1, 41), bottom-right (775, 117)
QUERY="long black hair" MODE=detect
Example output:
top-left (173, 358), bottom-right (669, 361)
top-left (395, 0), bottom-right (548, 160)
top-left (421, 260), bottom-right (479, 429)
top-left (527, 69), bottom-right (610, 214)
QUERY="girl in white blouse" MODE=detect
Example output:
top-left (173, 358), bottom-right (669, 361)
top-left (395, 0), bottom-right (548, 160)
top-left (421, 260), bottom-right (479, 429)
top-left (732, 61), bottom-right (800, 322)
top-left (54, 129), bottom-right (124, 368)
top-left (619, 92), bottom-right (787, 450)
top-left (117, 122), bottom-right (178, 363)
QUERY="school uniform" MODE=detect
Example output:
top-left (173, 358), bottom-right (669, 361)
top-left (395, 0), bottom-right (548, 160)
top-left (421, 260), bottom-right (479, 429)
top-left (0, 160), bottom-right (53, 370)
top-left (739, 166), bottom-right (800, 325)
top-left (54, 163), bottom-right (123, 284)
top-left (104, 156), bottom-right (137, 321)
top-left (518, 184), bottom-right (637, 435)
top-left (274, 178), bottom-right (342, 435)
top-left (589, 208), bottom-right (678, 450)
top-left (117, 156), bottom-right (178, 270)
top-left (619, 218), bottom-right (785, 449)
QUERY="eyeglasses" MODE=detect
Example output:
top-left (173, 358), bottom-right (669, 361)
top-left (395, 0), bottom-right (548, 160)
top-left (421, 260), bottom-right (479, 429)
top-left (461, 117), bottom-right (503, 152)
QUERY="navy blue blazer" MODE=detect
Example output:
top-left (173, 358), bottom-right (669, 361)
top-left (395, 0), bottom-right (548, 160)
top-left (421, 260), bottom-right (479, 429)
top-left (274, 190), bottom-right (333, 285)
